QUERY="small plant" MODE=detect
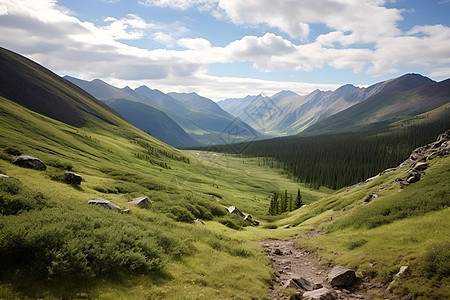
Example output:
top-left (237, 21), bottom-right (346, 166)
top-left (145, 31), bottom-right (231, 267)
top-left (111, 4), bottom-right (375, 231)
top-left (4, 146), bottom-right (21, 156)
top-left (346, 237), bottom-right (368, 250)
top-left (422, 243), bottom-right (450, 280)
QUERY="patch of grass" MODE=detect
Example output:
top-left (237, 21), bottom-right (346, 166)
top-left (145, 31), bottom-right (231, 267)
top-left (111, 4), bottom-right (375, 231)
top-left (346, 237), bottom-right (368, 250)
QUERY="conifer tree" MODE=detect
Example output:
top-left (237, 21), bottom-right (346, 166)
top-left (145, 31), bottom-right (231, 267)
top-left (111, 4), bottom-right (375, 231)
top-left (295, 188), bottom-right (303, 209)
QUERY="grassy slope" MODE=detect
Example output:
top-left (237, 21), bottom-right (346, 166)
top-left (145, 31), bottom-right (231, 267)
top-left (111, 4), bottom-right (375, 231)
top-left (0, 96), bottom-right (328, 299)
top-left (1, 94), bottom-right (448, 299)
top-left (288, 157), bottom-right (450, 299)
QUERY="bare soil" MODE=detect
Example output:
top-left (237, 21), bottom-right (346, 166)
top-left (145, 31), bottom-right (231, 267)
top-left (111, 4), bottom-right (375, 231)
top-left (261, 236), bottom-right (371, 299)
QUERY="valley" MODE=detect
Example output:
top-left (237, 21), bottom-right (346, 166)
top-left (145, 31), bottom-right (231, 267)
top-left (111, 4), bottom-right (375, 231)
top-left (0, 47), bottom-right (449, 300)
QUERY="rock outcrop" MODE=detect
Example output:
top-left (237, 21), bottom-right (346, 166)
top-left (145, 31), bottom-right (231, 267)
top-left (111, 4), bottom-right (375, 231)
top-left (63, 171), bottom-right (82, 185)
top-left (12, 155), bottom-right (47, 170)
top-left (396, 130), bottom-right (450, 186)
top-left (327, 266), bottom-right (359, 287)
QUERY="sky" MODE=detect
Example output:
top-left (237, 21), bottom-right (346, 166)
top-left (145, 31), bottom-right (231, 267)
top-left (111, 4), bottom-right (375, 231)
top-left (0, 0), bottom-right (449, 100)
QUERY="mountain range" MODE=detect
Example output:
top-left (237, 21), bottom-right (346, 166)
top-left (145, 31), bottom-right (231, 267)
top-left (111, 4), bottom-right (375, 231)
top-left (218, 73), bottom-right (448, 136)
top-left (64, 70), bottom-right (449, 148)
top-left (65, 76), bottom-right (260, 148)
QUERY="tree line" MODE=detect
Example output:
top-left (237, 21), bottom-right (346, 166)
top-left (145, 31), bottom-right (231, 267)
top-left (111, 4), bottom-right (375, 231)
top-left (268, 188), bottom-right (303, 215)
top-left (210, 115), bottom-right (450, 190)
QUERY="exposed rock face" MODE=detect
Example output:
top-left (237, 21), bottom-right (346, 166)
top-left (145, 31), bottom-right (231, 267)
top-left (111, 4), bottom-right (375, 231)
top-left (397, 130), bottom-right (450, 186)
top-left (301, 287), bottom-right (338, 300)
top-left (64, 171), bottom-right (82, 185)
top-left (327, 266), bottom-right (358, 287)
top-left (12, 155), bottom-right (47, 170)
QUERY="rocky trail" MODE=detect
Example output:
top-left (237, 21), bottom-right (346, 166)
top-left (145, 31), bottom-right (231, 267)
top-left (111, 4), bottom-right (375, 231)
top-left (261, 236), bottom-right (370, 300)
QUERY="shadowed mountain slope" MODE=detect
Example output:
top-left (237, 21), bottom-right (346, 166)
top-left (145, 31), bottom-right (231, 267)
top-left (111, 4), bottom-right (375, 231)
top-left (0, 48), bottom-right (125, 127)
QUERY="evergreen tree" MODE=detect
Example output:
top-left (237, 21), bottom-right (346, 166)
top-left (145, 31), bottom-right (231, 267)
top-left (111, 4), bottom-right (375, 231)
top-left (289, 194), bottom-right (293, 211)
top-left (295, 188), bottom-right (303, 209)
top-left (273, 191), bottom-right (279, 215)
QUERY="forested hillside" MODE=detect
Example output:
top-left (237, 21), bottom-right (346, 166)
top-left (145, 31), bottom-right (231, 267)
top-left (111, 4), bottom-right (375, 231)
top-left (212, 105), bottom-right (450, 189)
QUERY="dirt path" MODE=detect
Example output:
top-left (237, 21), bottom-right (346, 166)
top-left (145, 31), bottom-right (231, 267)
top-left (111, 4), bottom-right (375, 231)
top-left (261, 237), bottom-right (370, 299)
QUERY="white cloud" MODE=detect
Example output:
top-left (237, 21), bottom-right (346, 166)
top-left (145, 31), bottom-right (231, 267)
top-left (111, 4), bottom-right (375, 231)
top-left (0, 0), bottom-right (449, 100)
top-left (139, 0), bottom-right (218, 11)
top-left (101, 13), bottom-right (188, 44)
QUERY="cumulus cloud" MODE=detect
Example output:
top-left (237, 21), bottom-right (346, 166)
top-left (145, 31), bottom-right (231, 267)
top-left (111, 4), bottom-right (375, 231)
top-left (139, 0), bottom-right (219, 11)
top-left (0, 0), bottom-right (449, 100)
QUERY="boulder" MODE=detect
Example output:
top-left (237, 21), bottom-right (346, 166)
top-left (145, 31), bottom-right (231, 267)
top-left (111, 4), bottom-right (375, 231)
top-left (88, 198), bottom-right (122, 212)
top-left (364, 193), bottom-right (378, 203)
top-left (286, 277), bottom-right (314, 291)
top-left (64, 171), bottom-right (82, 185)
top-left (301, 287), bottom-right (338, 300)
top-left (128, 196), bottom-right (151, 208)
top-left (327, 266), bottom-right (358, 287)
top-left (406, 173), bottom-right (421, 184)
top-left (12, 155), bottom-right (46, 170)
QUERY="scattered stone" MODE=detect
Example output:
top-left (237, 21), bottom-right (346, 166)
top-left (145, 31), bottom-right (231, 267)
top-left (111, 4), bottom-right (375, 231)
top-left (274, 248), bottom-right (283, 255)
top-left (12, 155), bottom-right (46, 170)
top-left (227, 205), bottom-right (245, 217)
top-left (0, 174), bottom-right (10, 178)
top-left (128, 196), bottom-right (151, 208)
top-left (194, 218), bottom-right (205, 225)
top-left (327, 266), bottom-right (358, 287)
top-left (406, 173), bottom-right (421, 184)
top-left (63, 171), bottom-right (82, 185)
top-left (363, 193), bottom-right (378, 203)
top-left (396, 266), bottom-right (408, 277)
top-left (302, 287), bottom-right (338, 300)
top-left (88, 198), bottom-right (127, 213)
top-left (281, 224), bottom-right (291, 229)
top-left (285, 277), bottom-right (315, 291)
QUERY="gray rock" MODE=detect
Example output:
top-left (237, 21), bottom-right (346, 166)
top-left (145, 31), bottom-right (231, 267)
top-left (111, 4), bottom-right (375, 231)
top-left (301, 287), bottom-right (338, 300)
top-left (128, 196), bottom-right (151, 208)
top-left (88, 198), bottom-right (122, 212)
top-left (396, 265), bottom-right (408, 277)
top-left (274, 248), bottom-right (283, 255)
top-left (364, 193), bottom-right (378, 203)
top-left (12, 155), bottom-right (46, 170)
top-left (64, 171), bottom-right (82, 185)
top-left (286, 277), bottom-right (314, 291)
top-left (327, 266), bottom-right (358, 287)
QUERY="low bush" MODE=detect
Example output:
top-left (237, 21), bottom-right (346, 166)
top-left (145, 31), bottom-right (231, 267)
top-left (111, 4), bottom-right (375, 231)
top-left (4, 146), bottom-right (21, 156)
top-left (47, 159), bottom-right (73, 170)
top-left (0, 178), bottom-right (50, 215)
top-left (346, 237), bottom-right (368, 250)
top-left (422, 243), bottom-right (450, 280)
top-left (0, 208), bottom-right (170, 280)
top-left (217, 214), bottom-right (249, 230)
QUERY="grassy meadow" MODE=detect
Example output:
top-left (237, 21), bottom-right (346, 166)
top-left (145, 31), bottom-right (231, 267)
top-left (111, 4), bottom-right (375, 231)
top-left (0, 95), bottom-right (449, 299)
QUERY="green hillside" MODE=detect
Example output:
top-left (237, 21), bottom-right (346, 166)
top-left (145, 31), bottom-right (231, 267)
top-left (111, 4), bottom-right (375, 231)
top-left (1, 48), bottom-right (448, 300)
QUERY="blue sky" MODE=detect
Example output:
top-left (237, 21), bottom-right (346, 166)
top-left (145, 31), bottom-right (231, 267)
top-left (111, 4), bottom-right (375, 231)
top-left (1, 0), bottom-right (449, 100)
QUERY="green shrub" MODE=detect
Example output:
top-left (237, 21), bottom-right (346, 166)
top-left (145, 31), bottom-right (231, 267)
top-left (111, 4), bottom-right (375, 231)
top-left (423, 243), bottom-right (450, 280)
top-left (263, 224), bottom-right (278, 229)
top-left (0, 208), bottom-right (167, 280)
top-left (217, 214), bottom-right (249, 230)
top-left (47, 159), bottom-right (73, 170)
top-left (0, 178), bottom-right (49, 215)
top-left (4, 146), bottom-right (21, 156)
top-left (168, 206), bottom-right (194, 223)
top-left (346, 237), bottom-right (368, 250)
